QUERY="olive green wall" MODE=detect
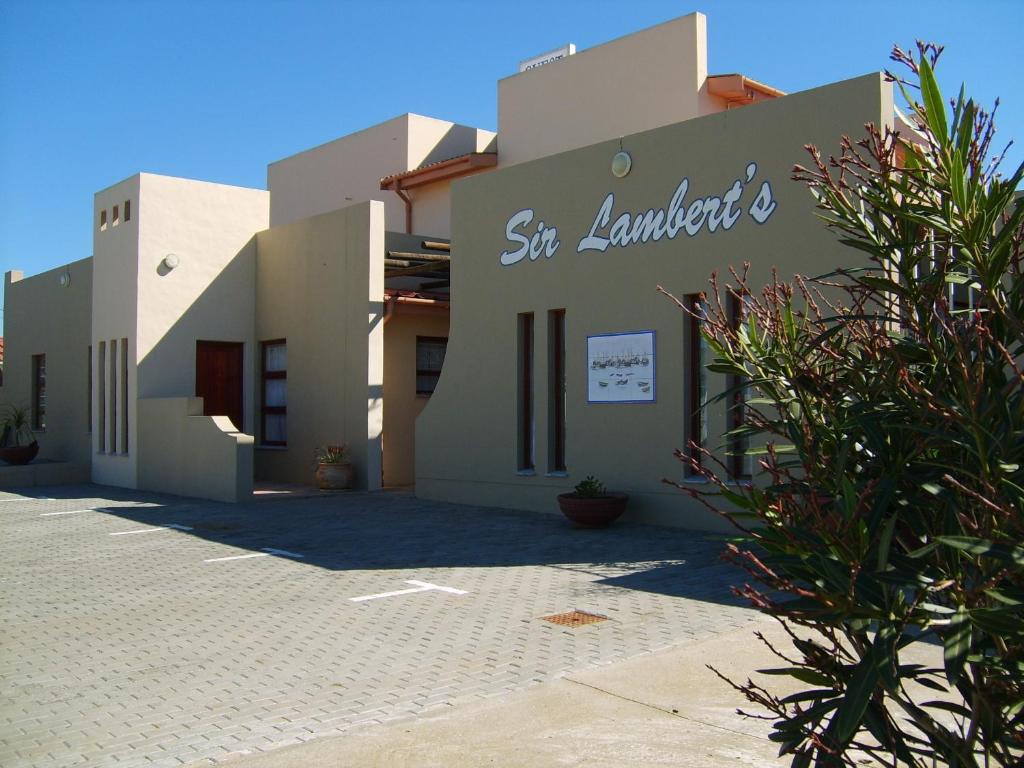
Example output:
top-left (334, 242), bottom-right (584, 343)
top-left (417, 73), bottom-right (893, 530)
top-left (253, 201), bottom-right (385, 489)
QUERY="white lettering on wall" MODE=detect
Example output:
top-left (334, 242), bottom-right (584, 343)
top-left (499, 208), bottom-right (561, 266)
top-left (498, 162), bottom-right (778, 266)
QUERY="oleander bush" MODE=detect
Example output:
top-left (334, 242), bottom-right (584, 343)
top-left (664, 44), bottom-right (1023, 766)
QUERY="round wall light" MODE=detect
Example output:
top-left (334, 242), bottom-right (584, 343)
top-left (611, 151), bottom-right (632, 178)
top-left (59, 271), bottom-right (71, 288)
top-left (162, 253), bottom-right (180, 271)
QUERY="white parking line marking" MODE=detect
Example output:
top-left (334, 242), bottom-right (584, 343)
top-left (349, 580), bottom-right (469, 603)
top-left (40, 509), bottom-right (95, 517)
top-left (109, 524), bottom-right (193, 536)
top-left (262, 548), bottom-right (304, 558)
top-left (205, 552), bottom-right (269, 562)
top-left (204, 547), bottom-right (305, 563)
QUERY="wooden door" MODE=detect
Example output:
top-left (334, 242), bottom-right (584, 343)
top-left (196, 341), bottom-right (244, 431)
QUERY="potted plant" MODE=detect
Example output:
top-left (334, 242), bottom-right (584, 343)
top-left (314, 444), bottom-right (354, 490)
top-left (0, 404), bottom-right (39, 465)
top-left (557, 475), bottom-right (628, 528)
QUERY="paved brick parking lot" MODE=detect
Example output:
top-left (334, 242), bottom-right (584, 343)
top-left (0, 485), bottom-right (755, 767)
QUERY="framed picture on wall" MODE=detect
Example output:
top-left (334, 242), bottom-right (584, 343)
top-left (587, 330), bottom-right (656, 403)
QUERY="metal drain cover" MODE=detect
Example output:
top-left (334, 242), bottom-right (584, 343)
top-left (542, 610), bottom-right (608, 627)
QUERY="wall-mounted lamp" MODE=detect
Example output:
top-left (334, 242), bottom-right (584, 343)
top-left (59, 271), bottom-right (71, 288)
top-left (162, 254), bottom-right (180, 271)
top-left (611, 151), bottom-right (632, 178)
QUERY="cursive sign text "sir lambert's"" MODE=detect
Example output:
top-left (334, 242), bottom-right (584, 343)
top-left (499, 162), bottom-right (777, 267)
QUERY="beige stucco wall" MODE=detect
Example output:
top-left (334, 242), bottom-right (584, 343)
top-left (268, 113), bottom-right (495, 232)
top-left (90, 172), bottom-right (268, 492)
top-left (382, 308), bottom-right (449, 487)
top-left (92, 175), bottom-right (142, 487)
top-left (497, 13), bottom-right (713, 168)
top-left (418, 73), bottom-right (893, 530)
top-left (135, 173), bottom-right (269, 433)
top-left (137, 397), bottom-right (253, 503)
top-left (254, 201), bottom-right (385, 489)
top-left (2, 258), bottom-right (93, 465)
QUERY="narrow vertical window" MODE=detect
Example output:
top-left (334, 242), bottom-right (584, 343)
top-left (87, 346), bottom-right (92, 433)
top-left (108, 339), bottom-right (117, 453)
top-left (112, 205), bottom-right (119, 226)
top-left (547, 309), bottom-right (566, 472)
top-left (124, 199), bottom-right (131, 222)
top-left (31, 355), bottom-right (46, 430)
top-left (97, 342), bottom-right (106, 451)
top-left (99, 210), bottom-right (107, 231)
top-left (517, 313), bottom-right (535, 471)
top-left (727, 294), bottom-right (751, 480)
top-left (415, 337), bottom-right (447, 395)
top-left (120, 338), bottom-right (128, 453)
top-left (684, 295), bottom-right (708, 474)
top-left (261, 340), bottom-right (287, 446)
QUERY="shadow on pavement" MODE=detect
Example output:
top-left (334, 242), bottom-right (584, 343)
top-left (4, 483), bottom-right (748, 607)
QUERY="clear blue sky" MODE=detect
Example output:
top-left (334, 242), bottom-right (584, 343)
top-left (2, 0), bottom-right (1022, 328)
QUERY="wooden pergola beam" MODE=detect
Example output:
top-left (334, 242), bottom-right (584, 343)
top-left (386, 251), bottom-right (451, 263)
top-left (384, 262), bottom-right (451, 279)
top-left (422, 240), bottom-right (450, 252)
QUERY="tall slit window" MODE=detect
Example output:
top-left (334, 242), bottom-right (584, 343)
top-left (261, 340), bottom-right (287, 446)
top-left (415, 337), bottom-right (447, 395)
top-left (31, 355), bottom-right (46, 430)
top-left (97, 342), bottom-right (106, 451)
top-left (87, 346), bottom-right (92, 433)
top-left (684, 295), bottom-right (708, 475)
top-left (517, 313), bottom-right (535, 471)
top-left (120, 338), bottom-right (129, 452)
top-left (727, 294), bottom-right (752, 480)
top-left (108, 339), bottom-right (117, 453)
top-left (547, 309), bottom-right (566, 472)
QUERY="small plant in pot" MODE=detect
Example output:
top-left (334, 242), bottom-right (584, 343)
top-left (0, 404), bottom-right (39, 466)
top-left (313, 444), bottom-right (354, 491)
top-left (557, 475), bottom-right (628, 528)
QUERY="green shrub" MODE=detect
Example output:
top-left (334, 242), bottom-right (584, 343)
top-left (573, 475), bottom-right (607, 498)
top-left (665, 44), bottom-right (1023, 766)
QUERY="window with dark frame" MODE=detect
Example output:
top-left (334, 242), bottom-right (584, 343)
top-left (727, 293), bottom-right (751, 480)
top-left (547, 309), bottom-right (566, 472)
top-left (415, 337), bottom-right (447, 396)
top-left (517, 312), bottom-right (535, 471)
top-left (124, 199), bottom-right (131, 222)
top-left (31, 354), bottom-right (46, 430)
top-left (261, 340), bottom-right (287, 446)
top-left (684, 295), bottom-right (707, 475)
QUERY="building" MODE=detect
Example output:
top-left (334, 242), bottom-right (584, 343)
top-left (2, 13), bottom-right (898, 527)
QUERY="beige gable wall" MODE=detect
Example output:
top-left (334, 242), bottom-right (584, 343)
top-left (92, 175), bottom-right (142, 487)
top-left (497, 13), bottom-right (715, 168)
top-left (89, 172), bottom-right (268, 489)
top-left (254, 201), bottom-right (385, 489)
top-left (418, 73), bottom-right (893, 529)
top-left (268, 114), bottom-right (494, 234)
top-left (2, 258), bottom-right (93, 466)
top-left (135, 173), bottom-right (269, 431)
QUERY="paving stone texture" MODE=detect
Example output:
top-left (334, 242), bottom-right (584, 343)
top-left (0, 485), bottom-right (756, 767)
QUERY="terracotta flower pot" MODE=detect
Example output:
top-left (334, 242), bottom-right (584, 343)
top-left (315, 461), bottom-right (354, 490)
top-left (557, 492), bottom-right (629, 528)
top-left (0, 441), bottom-right (39, 466)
